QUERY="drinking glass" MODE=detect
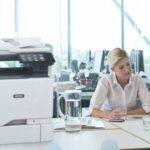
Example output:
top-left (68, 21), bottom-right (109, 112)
top-left (112, 106), bottom-right (127, 121)
top-left (143, 115), bottom-right (150, 132)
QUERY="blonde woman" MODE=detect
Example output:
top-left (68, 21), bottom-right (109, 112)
top-left (89, 48), bottom-right (150, 120)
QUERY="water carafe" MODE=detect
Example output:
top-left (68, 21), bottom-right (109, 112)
top-left (58, 90), bottom-right (81, 132)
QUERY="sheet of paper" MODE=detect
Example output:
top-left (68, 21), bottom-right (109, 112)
top-left (82, 117), bottom-right (105, 128)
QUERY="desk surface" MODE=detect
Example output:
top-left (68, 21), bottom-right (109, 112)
top-left (111, 116), bottom-right (150, 144)
top-left (0, 116), bottom-right (150, 150)
top-left (53, 129), bottom-right (150, 150)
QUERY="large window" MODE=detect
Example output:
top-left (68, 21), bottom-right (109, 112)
top-left (17, 0), bottom-right (68, 75)
top-left (70, 0), bottom-right (121, 69)
top-left (71, 0), bottom-right (121, 50)
top-left (124, 0), bottom-right (150, 76)
top-left (0, 0), bottom-right (150, 78)
top-left (0, 0), bottom-right (15, 37)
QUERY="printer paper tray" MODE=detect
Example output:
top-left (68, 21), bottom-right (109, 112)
top-left (0, 125), bottom-right (40, 144)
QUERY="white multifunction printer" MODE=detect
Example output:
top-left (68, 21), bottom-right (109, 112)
top-left (0, 38), bottom-right (55, 144)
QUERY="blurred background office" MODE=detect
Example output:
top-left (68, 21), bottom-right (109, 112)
top-left (1, 0), bottom-right (150, 117)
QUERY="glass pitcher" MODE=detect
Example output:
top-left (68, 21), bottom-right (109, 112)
top-left (58, 90), bottom-right (81, 132)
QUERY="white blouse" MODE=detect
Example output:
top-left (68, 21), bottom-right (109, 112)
top-left (89, 72), bottom-right (150, 113)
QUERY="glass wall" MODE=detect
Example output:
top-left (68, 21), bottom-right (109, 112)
top-left (17, 0), bottom-right (68, 76)
top-left (70, 0), bottom-right (121, 73)
top-left (0, 0), bottom-right (15, 37)
top-left (0, 0), bottom-right (150, 78)
top-left (124, 0), bottom-right (150, 76)
top-left (71, 0), bottom-right (121, 51)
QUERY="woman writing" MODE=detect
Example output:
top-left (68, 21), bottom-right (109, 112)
top-left (89, 48), bottom-right (150, 120)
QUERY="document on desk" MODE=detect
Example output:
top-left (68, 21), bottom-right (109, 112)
top-left (82, 117), bottom-right (105, 129)
top-left (53, 117), bottom-right (105, 131)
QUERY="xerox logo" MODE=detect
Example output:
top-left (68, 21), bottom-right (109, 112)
top-left (13, 94), bottom-right (24, 98)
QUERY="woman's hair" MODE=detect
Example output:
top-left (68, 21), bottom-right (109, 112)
top-left (108, 47), bottom-right (129, 69)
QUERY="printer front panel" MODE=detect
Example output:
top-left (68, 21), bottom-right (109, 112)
top-left (0, 77), bottom-right (53, 126)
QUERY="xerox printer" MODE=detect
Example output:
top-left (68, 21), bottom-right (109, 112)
top-left (0, 38), bottom-right (55, 144)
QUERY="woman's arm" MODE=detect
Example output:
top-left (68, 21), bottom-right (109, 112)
top-left (92, 107), bottom-right (150, 118)
top-left (90, 108), bottom-right (108, 118)
top-left (90, 108), bottom-right (122, 120)
top-left (136, 76), bottom-right (150, 113)
top-left (127, 107), bottom-right (150, 115)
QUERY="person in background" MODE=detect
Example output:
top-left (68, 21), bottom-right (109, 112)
top-left (89, 47), bottom-right (150, 120)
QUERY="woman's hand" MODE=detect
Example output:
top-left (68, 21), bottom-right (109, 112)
top-left (107, 111), bottom-right (122, 120)
top-left (91, 108), bottom-right (123, 120)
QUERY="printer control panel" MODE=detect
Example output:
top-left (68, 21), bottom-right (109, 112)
top-left (19, 53), bottom-right (45, 62)
top-left (17, 52), bottom-right (55, 66)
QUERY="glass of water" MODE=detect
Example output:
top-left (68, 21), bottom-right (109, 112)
top-left (112, 105), bottom-right (127, 121)
top-left (143, 115), bottom-right (150, 132)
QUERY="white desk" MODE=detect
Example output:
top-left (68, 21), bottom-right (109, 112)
top-left (0, 116), bottom-right (150, 150)
top-left (110, 116), bottom-right (150, 144)
top-left (0, 141), bottom-right (61, 150)
top-left (53, 129), bottom-right (150, 150)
